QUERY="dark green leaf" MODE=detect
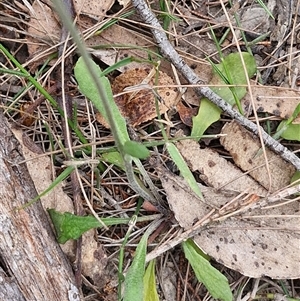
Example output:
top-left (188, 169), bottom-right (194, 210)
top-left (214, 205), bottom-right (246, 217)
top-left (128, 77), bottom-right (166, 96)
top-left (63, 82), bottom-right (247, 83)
top-left (182, 239), bottom-right (232, 301)
top-left (47, 209), bottom-right (132, 244)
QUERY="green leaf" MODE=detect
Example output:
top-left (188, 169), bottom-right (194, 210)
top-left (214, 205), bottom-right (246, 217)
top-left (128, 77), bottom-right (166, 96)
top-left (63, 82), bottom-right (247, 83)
top-left (191, 52), bottom-right (257, 140)
top-left (182, 239), bottom-right (232, 301)
top-left (47, 209), bottom-right (132, 244)
top-left (102, 151), bottom-right (125, 170)
top-left (166, 142), bottom-right (204, 201)
top-left (19, 166), bottom-right (75, 210)
top-left (143, 260), bottom-right (159, 301)
top-left (123, 230), bottom-right (150, 301)
top-left (123, 140), bottom-right (150, 159)
top-left (211, 52), bottom-right (256, 106)
top-left (277, 121), bottom-right (300, 141)
top-left (74, 57), bottom-right (130, 145)
top-left (276, 101), bottom-right (300, 142)
top-left (291, 171), bottom-right (300, 184)
top-left (191, 98), bottom-right (222, 139)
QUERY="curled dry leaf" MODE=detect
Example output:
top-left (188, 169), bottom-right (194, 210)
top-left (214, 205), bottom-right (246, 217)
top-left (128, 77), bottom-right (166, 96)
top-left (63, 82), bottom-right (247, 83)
top-left (97, 68), bottom-right (177, 127)
top-left (220, 121), bottom-right (296, 192)
top-left (176, 101), bottom-right (198, 127)
top-left (160, 169), bottom-right (300, 279)
top-left (27, 1), bottom-right (60, 57)
top-left (90, 24), bottom-right (158, 72)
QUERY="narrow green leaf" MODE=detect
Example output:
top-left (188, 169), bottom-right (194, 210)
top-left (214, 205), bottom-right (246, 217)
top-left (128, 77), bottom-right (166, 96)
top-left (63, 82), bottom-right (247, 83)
top-left (143, 260), bottom-right (159, 301)
top-left (19, 166), bottom-right (74, 210)
top-left (100, 57), bottom-right (136, 76)
top-left (182, 239), bottom-right (232, 301)
top-left (166, 142), bottom-right (204, 201)
top-left (255, 0), bottom-right (274, 19)
top-left (74, 57), bottom-right (130, 145)
top-left (123, 140), bottom-right (150, 159)
top-left (123, 230), bottom-right (149, 301)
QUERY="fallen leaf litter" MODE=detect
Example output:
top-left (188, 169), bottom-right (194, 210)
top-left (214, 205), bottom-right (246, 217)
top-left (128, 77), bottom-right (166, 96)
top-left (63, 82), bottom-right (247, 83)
top-left (160, 169), bottom-right (300, 279)
top-left (96, 68), bottom-right (178, 127)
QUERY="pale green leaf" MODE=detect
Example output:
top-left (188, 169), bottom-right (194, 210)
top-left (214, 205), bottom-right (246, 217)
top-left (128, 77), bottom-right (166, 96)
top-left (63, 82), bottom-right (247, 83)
top-left (143, 260), bottom-right (159, 301)
top-left (211, 52), bottom-right (256, 106)
top-left (278, 122), bottom-right (300, 141)
top-left (191, 98), bottom-right (221, 139)
top-left (182, 239), bottom-right (232, 301)
top-left (123, 230), bottom-right (149, 301)
top-left (291, 171), bottom-right (300, 184)
top-left (102, 151), bottom-right (125, 170)
top-left (74, 57), bottom-right (129, 145)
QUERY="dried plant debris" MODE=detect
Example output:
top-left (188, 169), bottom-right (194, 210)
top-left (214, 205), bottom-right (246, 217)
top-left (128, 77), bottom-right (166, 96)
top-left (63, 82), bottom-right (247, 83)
top-left (160, 170), bottom-right (300, 279)
top-left (220, 121), bottom-right (296, 192)
top-left (27, 0), bottom-right (60, 56)
top-left (242, 85), bottom-right (300, 122)
top-left (11, 128), bottom-right (108, 283)
top-left (27, 0), bottom-right (114, 58)
top-left (176, 101), bottom-right (198, 127)
top-left (73, 0), bottom-right (114, 20)
top-left (98, 68), bottom-right (177, 127)
top-left (175, 137), bottom-right (267, 196)
top-left (90, 24), bottom-right (157, 71)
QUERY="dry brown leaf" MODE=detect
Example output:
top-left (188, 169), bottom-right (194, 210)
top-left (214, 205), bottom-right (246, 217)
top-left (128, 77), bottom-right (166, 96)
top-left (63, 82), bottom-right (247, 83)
top-left (176, 101), bottom-right (198, 126)
top-left (160, 263), bottom-right (177, 301)
top-left (242, 85), bottom-right (300, 122)
top-left (220, 121), bottom-right (296, 192)
top-left (160, 170), bottom-right (300, 279)
top-left (89, 24), bottom-right (172, 72)
top-left (97, 68), bottom-right (177, 127)
top-left (81, 230), bottom-right (108, 284)
top-left (91, 24), bottom-right (212, 81)
top-left (27, 1), bottom-right (60, 56)
top-left (176, 137), bottom-right (267, 195)
top-left (73, 0), bottom-right (114, 20)
top-left (12, 128), bottom-right (107, 282)
top-left (239, 6), bottom-right (270, 35)
top-left (27, 0), bottom-right (114, 58)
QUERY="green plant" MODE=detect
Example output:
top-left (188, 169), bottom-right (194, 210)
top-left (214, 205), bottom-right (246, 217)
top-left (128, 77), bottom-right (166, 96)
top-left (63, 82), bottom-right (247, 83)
top-left (275, 102), bottom-right (300, 141)
top-left (191, 52), bottom-right (257, 140)
top-left (183, 239), bottom-right (232, 301)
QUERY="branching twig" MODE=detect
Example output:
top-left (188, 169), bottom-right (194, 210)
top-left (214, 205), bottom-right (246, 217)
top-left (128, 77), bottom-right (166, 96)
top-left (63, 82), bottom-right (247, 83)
top-left (131, 0), bottom-right (300, 171)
